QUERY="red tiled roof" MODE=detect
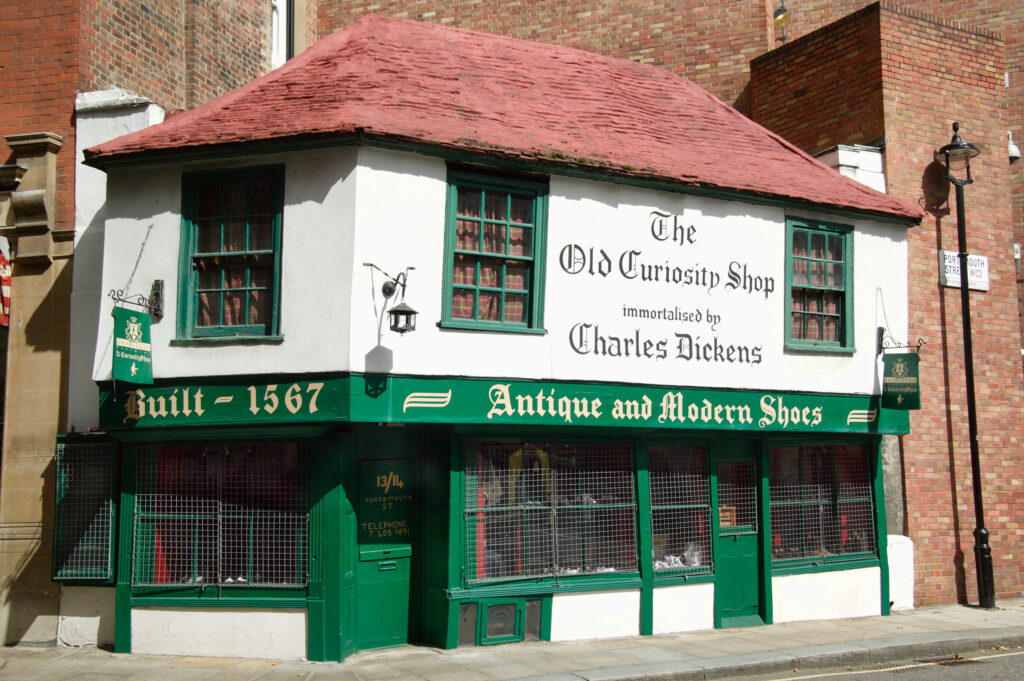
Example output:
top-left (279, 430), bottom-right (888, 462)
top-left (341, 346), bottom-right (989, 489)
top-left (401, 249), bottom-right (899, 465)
top-left (85, 15), bottom-right (922, 222)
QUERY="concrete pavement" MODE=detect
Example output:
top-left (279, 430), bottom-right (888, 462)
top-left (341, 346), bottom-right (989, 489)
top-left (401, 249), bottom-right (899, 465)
top-left (1, 598), bottom-right (1023, 681)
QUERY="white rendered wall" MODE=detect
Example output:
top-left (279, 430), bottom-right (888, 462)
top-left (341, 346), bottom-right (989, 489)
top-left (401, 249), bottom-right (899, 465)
top-left (888, 535), bottom-right (915, 611)
top-left (651, 583), bottom-right (714, 634)
top-left (548, 590), bottom-right (640, 641)
top-left (771, 567), bottom-right (881, 623)
top-left (57, 586), bottom-right (115, 647)
top-left (131, 607), bottom-right (306, 658)
top-left (71, 90), bottom-right (164, 431)
top-left (96, 145), bottom-right (909, 399)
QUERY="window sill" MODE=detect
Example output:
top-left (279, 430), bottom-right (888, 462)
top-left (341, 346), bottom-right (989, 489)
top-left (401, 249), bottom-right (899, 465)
top-left (452, 573), bottom-right (641, 598)
top-left (784, 341), bottom-right (855, 355)
top-left (771, 557), bottom-right (879, 576)
top-left (171, 335), bottom-right (284, 346)
top-left (439, 320), bottom-right (546, 335)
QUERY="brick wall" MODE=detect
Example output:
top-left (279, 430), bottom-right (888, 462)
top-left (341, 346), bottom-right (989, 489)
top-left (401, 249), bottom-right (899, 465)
top-left (317, 0), bottom-right (771, 108)
top-left (80, 0), bottom-right (272, 112)
top-left (749, 3), bottom-right (1023, 606)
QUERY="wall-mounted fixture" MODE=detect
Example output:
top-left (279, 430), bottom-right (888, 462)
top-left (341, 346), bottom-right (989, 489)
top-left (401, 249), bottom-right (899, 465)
top-left (109, 279), bottom-right (163, 321)
top-left (363, 263), bottom-right (417, 334)
top-left (1008, 131), bottom-right (1021, 163)
top-left (774, 1), bottom-right (791, 43)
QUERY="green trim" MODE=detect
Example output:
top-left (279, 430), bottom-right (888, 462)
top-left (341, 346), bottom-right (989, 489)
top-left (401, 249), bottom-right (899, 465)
top-left (449, 575), bottom-right (643, 600)
top-left (770, 558), bottom-right (880, 577)
top-left (110, 425), bottom-right (331, 442)
top-left (441, 170), bottom-right (549, 332)
top-left (177, 165), bottom-right (284, 341)
top-left (114, 444), bottom-right (136, 653)
top-left (784, 216), bottom-right (855, 352)
top-left (635, 441), bottom-right (654, 636)
top-left (88, 135), bottom-right (920, 227)
top-left (648, 573), bottom-right (716, 587)
top-left (170, 335), bottom-right (285, 346)
top-left (759, 441), bottom-right (773, 624)
top-left (130, 596), bottom-right (307, 608)
top-left (873, 437), bottom-right (891, 616)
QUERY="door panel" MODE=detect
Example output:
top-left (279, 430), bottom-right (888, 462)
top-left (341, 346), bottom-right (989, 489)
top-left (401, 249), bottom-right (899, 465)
top-left (714, 446), bottom-right (764, 628)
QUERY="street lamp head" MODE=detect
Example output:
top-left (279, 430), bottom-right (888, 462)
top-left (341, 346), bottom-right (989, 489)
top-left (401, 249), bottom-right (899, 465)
top-left (936, 122), bottom-right (981, 178)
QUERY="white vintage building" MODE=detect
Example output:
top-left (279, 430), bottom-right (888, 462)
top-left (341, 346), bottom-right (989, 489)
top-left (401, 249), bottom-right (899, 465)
top-left (59, 15), bottom-right (923, 659)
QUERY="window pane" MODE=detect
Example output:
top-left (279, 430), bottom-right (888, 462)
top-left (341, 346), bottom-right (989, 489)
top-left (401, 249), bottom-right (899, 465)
top-left (479, 260), bottom-right (500, 287)
top-left (792, 258), bottom-right (808, 285)
top-left (823, 316), bottom-right (839, 342)
top-left (478, 292), bottom-right (500, 321)
top-left (223, 291), bottom-right (245, 326)
top-left (483, 223), bottom-right (505, 253)
top-left (453, 255), bottom-right (476, 285)
top-left (452, 290), bottom-right (475, 319)
top-left (250, 217), bottom-right (273, 251)
top-left (196, 259), bottom-right (220, 289)
top-left (484, 192), bottom-right (506, 220)
top-left (223, 264), bottom-right (247, 289)
top-left (457, 187), bottom-right (480, 218)
top-left (828, 263), bottom-right (844, 289)
top-left (198, 292), bottom-right (219, 326)
top-left (510, 194), bottom-right (533, 224)
top-left (456, 219), bottom-right (480, 251)
top-left (809, 261), bottom-right (825, 286)
top-left (509, 226), bottom-right (532, 257)
top-left (828, 234), bottom-right (843, 262)
top-left (248, 291), bottom-right (270, 326)
top-left (197, 184), bottom-right (220, 218)
top-left (792, 230), bottom-right (808, 257)
top-left (251, 262), bottom-right (272, 289)
top-left (196, 221), bottom-right (220, 253)
top-left (503, 294), bottom-right (527, 323)
top-left (249, 178), bottom-right (273, 214)
top-left (221, 180), bottom-right (245, 215)
top-left (649, 446), bottom-right (711, 576)
top-left (810, 232), bottom-right (826, 258)
top-left (823, 291), bottom-right (840, 314)
top-left (505, 261), bottom-right (528, 290)
top-left (805, 293), bottom-right (821, 312)
top-left (805, 316), bottom-right (822, 340)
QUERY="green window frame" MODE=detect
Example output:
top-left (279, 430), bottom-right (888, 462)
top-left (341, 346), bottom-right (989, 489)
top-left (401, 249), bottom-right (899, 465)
top-left (768, 443), bottom-right (876, 568)
top-left (132, 442), bottom-right (308, 588)
top-left (52, 440), bottom-right (116, 582)
top-left (785, 217), bottom-right (854, 351)
top-left (178, 166), bottom-right (284, 339)
top-left (463, 442), bottom-right (637, 584)
top-left (442, 171), bottom-right (548, 332)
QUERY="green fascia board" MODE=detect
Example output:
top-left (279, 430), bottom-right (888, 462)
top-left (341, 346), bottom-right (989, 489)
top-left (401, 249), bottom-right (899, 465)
top-left (88, 133), bottom-right (920, 228)
top-left (98, 373), bottom-right (909, 435)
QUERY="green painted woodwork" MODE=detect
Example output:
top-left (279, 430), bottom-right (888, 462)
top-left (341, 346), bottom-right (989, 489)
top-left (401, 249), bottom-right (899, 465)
top-left (713, 442), bottom-right (765, 629)
top-left (177, 166), bottom-right (284, 340)
top-left (441, 170), bottom-right (549, 332)
top-left (784, 217), bottom-right (855, 352)
top-left (635, 442), bottom-right (654, 636)
top-left (99, 373), bottom-right (910, 435)
top-left (758, 441), bottom-right (774, 624)
top-left (114, 445), bottom-right (136, 653)
top-left (872, 438), bottom-right (891, 616)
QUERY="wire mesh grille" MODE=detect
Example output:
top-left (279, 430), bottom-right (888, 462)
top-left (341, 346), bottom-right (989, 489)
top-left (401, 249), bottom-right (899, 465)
top-left (717, 459), bottom-right (758, 534)
top-left (53, 442), bottom-right (115, 581)
top-left (769, 444), bottom-right (875, 565)
top-left (465, 442), bottom-right (636, 582)
top-left (133, 442), bottom-right (308, 587)
top-left (649, 445), bottom-right (711, 576)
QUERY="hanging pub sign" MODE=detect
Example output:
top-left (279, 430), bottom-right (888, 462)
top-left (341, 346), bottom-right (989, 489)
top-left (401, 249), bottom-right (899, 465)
top-left (112, 307), bottom-right (153, 384)
top-left (881, 353), bottom-right (920, 410)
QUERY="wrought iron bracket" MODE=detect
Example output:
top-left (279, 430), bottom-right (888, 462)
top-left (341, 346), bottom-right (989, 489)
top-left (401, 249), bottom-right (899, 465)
top-left (109, 280), bottom-right (163, 321)
top-left (876, 327), bottom-right (925, 356)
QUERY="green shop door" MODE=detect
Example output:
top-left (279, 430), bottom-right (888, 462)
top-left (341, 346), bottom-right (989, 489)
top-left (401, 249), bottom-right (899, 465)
top-left (713, 444), bottom-right (765, 628)
top-left (355, 458), bottom-right (414, 649)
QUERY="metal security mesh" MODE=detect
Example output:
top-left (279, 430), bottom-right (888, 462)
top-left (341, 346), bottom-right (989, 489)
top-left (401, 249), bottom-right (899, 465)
top-left (769, 444), bottom-right (875, 565)
top-left (133, 442), bottom-right (308, 587)
top-left (717, 459), bottom-right (758, 534)
top-left (465, 442), bottom-right (636, 582)
top-left (649, 446), bottom-right (711, 576)
top-left (53, 442), bottom-right (115, 581)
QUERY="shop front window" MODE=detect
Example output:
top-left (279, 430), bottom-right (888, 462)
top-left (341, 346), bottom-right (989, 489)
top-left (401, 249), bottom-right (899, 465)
top-left (464, 442), bottom-right (636, 583)
top-left (768, 443), bottom-right (875, 566)
top-left (649, 445), bottom-right (712, 576)
top-left (133, 442), bottom-right (308, 587)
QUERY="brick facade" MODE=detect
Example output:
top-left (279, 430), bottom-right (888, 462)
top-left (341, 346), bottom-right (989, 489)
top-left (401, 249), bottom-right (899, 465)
top-left (751, 3), bottom-right (1023, 606)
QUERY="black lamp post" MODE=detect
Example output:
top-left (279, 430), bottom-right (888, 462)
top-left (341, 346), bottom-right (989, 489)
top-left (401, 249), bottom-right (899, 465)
top-left (935, 122), bottom-right (996, 609)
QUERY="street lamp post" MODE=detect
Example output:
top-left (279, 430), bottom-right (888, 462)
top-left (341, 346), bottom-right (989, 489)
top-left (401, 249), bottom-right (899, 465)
top-left (936, 122), bottom-right (996, 609)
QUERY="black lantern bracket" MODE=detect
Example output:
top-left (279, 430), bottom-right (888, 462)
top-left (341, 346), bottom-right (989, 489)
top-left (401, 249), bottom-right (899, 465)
top-left (876, 327), bottom-right (926, 356)
top-left (109, 279), bottom-right (163, 321)
top-left (363, 263), bottom-right (417, 334)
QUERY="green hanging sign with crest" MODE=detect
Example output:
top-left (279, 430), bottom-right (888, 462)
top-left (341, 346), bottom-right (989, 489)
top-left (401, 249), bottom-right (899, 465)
top-left (112, 307), bottom-right (153, 385)
top-left (881, 353), bottom-right (920, 410)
